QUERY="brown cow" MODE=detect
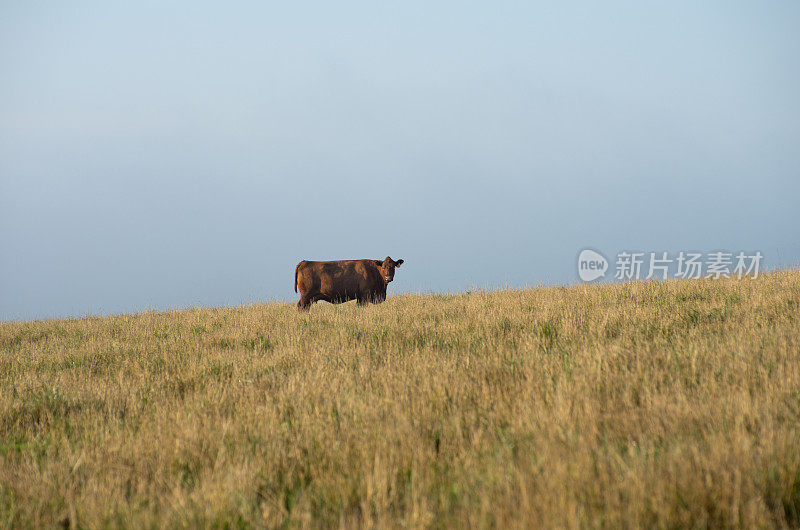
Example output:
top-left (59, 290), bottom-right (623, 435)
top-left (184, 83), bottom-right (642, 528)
top-left (294, 256), bottom-right (404, 311)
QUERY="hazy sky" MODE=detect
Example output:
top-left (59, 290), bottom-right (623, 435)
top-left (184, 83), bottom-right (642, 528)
top-left (2, 2), bottom-right (799, 321)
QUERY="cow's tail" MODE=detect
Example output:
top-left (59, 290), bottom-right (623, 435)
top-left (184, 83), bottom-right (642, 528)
top-left (294, 261), bottom-right (301, 292)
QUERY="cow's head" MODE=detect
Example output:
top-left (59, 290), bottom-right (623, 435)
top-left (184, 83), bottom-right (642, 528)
top-left (378, 256), bottom-right (404, 283)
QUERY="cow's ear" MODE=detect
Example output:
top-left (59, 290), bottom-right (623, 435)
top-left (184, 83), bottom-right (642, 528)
top-left (395, 259), bottom-right (404, 267)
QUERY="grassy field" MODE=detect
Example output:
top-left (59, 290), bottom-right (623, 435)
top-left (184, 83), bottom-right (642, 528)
top-left (1, 271), bottom-right (799, 528)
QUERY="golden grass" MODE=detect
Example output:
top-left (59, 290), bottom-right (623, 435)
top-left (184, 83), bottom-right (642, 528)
top-left (1, 270), bottom-right (799, 528)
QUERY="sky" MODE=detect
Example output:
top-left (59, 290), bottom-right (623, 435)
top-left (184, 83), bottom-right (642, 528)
top-left (1, 1), bottom-right (799, 321)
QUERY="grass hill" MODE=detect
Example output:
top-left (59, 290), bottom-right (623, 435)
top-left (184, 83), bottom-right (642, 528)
top-left (1, 271), bottom-right (799, 528)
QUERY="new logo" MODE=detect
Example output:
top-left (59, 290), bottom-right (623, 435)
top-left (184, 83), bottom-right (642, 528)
top-left (577, 249), bottom-right (608, 282)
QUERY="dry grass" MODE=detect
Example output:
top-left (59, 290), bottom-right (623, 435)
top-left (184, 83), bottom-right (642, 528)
top-left (1, 270), bottom-right (799, 528)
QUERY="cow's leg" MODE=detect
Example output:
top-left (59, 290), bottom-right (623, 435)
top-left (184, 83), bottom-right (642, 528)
top-left (356, 295), bottom-right (369, 306)
top-left (371, 292), bottom-right (386, 304)
top-left (297, 294), bottom-right (313, 311)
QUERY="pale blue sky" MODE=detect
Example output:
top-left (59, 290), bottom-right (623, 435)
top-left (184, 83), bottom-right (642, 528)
top-left (2, 2), bottom-right (799, 321)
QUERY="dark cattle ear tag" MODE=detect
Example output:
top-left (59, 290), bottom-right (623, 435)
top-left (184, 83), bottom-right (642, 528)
top-left (395, 259), bottom-right (404, 267)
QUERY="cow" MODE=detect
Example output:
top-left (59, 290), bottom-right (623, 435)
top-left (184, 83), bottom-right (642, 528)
top-left (294, 256), bottom-right (404, 311)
